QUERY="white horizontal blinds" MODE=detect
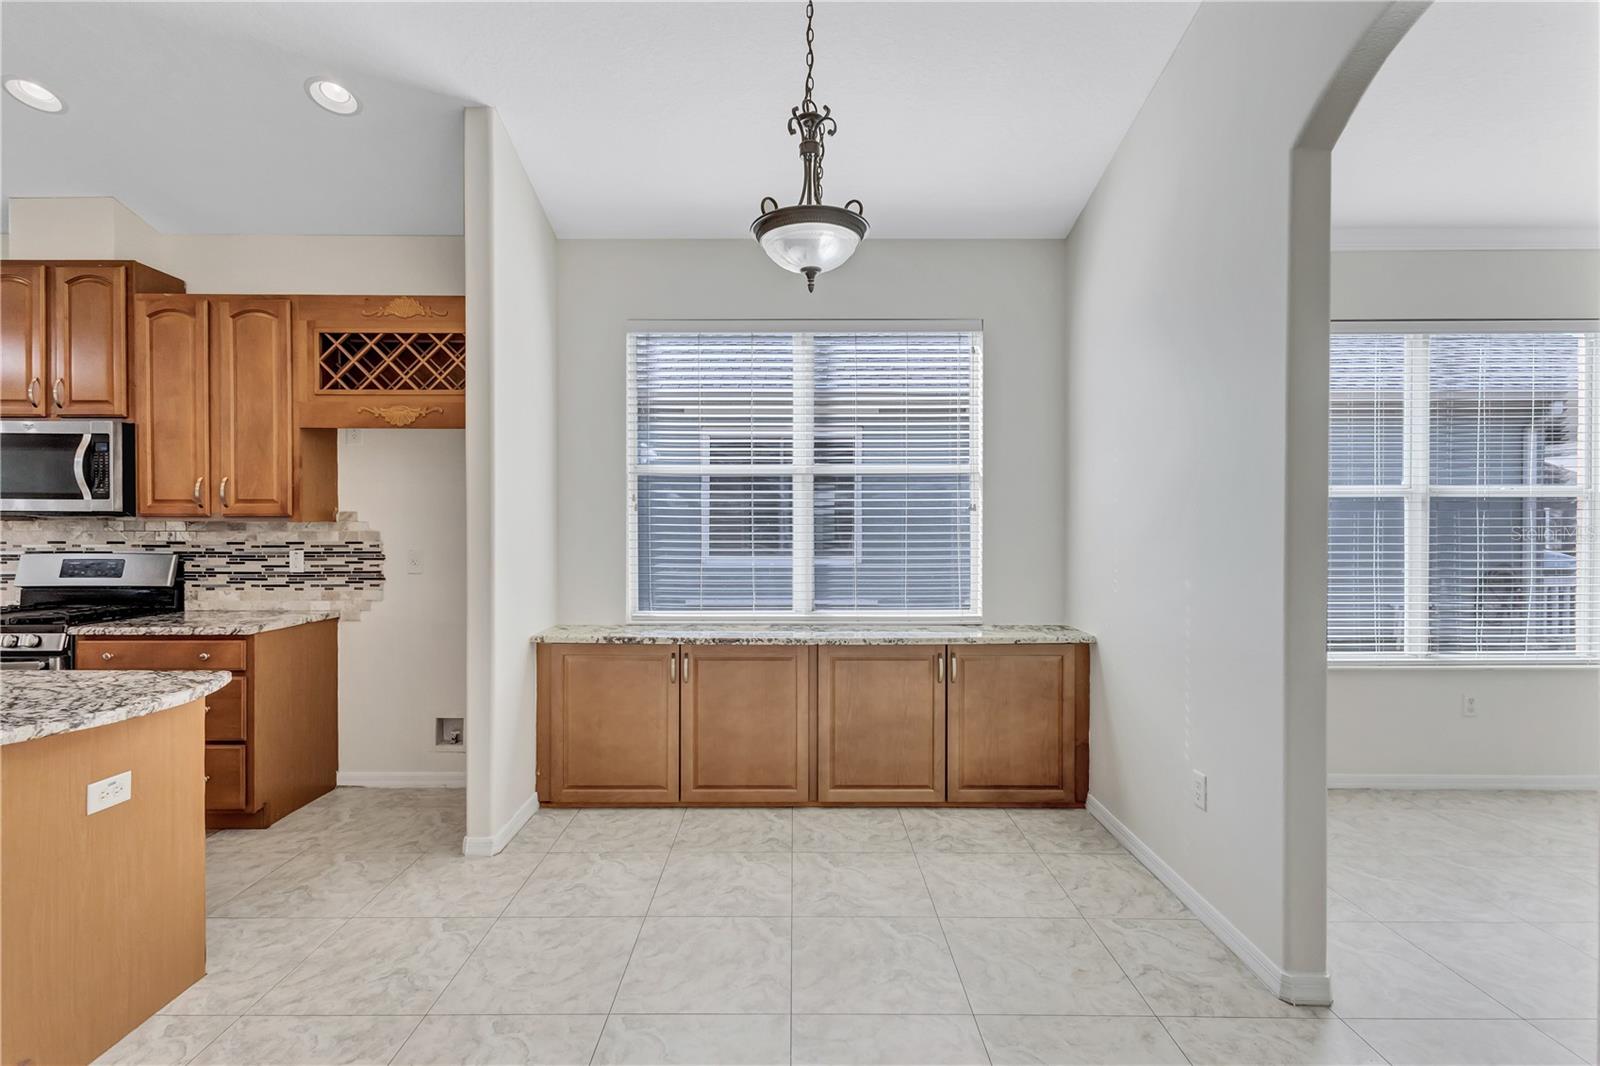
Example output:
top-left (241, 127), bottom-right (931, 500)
top-left (630, 332), bottom-right (797, 614)
top-left (812, 331), bottom-right (980, 614)
top-left (1327, 334), bottom-right (1407, 652)
top-left (1426, 333), bottom-right (1589, 657)
top-left (627, 328), bottom-right (982, 618)
top-left (1327, 327), bottom-right (1599, 661)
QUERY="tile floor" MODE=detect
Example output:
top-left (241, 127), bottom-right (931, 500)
top-left (96, 789), bottom-right (1596, 1065)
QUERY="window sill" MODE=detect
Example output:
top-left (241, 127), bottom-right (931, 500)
top-left (1328, 659), bottom-right (1600, 670)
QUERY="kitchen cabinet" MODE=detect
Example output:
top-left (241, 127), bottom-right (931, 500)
top-left (77, 620), bottom-right (338, 829)
top-left (134, 295), bottom-right (336, 519)
top-left (681, 645), bottom-right (810, 804)
top-left (946, 644), bottom-right (1085, 804)
top-left (292, 294), bottom-right (466, 428)
top-left (0, 260), bottom-right (184, 419)
top-left (541, 644), bottom-right (681, 804)
top-left (816, 645), bottom-right (946, 803)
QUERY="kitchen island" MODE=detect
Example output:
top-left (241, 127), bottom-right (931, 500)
top-left (1, 669), bottom-right (231, 1066)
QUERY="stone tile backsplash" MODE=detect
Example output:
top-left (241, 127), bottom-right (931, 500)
top-left (0, 513), bottom-right (384, 618)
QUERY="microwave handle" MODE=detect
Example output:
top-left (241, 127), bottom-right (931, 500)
top-left (72, 435), bottom-right (93, 500)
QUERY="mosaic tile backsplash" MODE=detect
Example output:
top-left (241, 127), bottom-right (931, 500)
top-left (0, 513), bottom-right (385, 618)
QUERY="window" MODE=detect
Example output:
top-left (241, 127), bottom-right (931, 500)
top-left (1328, 326), bottom-right (1599, 661)
top-left (628, 327), bottom-right (982, 618)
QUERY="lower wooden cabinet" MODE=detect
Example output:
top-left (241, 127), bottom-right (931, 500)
top-left (537, 641), bottom-right (1089, 807)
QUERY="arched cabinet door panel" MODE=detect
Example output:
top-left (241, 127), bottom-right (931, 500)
top-left (50, 265), bottom-right (128, 417)
top-left (211, 299), bottom-right (294, 516)
top-left (1, 264), bottom-right (47, 416)
top-left (134, 296), bottom-right (211, 517)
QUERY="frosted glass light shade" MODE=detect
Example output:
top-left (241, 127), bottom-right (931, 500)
top-left (751, 204), bottom-right (869, 289)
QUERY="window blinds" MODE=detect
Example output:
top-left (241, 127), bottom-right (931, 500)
top-left (1328, 328), bottom-right (1598, 661)
top-left (627, 328), bottom-right (983, 618)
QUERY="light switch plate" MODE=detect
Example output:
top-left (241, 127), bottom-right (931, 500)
top-left (288, 547), bottom-right (307, 573)
top-left (1191, 770), bottom-right (1208, 811)
top-left (87, 770), bottom-right (132, 815)
top-left (406, 549), bottom-right (424, 575)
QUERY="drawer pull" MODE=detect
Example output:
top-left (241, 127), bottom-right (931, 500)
top-left (204, 775), bottom-right (210, 783)
top-left (101, 651), bottom-right (114, 661)
top-left (198, 652), bottom-right (211, 662)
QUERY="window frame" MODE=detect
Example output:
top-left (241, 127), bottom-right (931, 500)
top-left (1329, 319), bottom-right (1599, 665)
top-left (626, 321), bottom-right (984, 622)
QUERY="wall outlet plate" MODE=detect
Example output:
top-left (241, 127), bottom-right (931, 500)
top-left (288, 547), bottom-right (307, 573)
top-left (407, 549), bottom-right (424, 576)
top-left (1191, 770), bottom-right (1208, 811)
top-left (1461, 694), bottom-right (1478, 718)
top-left (87, 770), bottom-right (132, 815)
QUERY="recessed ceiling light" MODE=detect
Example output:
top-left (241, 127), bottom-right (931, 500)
top-left (305, 77), bottom-right (359, 116)
top-left (4, 78), bottom-right (64, 113)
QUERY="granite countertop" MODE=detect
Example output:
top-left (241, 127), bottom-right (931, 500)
top-left (69, 610), bottom-right (341, 637)
top-left (1, 670), bottom-right (232, 746)
top-left (533, 623), bottom-right (1095, 645)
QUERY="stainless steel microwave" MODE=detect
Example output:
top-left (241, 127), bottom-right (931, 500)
top-left (0, 420), bottom-right (134, 514)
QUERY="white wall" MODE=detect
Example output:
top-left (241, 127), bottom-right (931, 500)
top-left (6, 196), bottom-right (468, 782)
top-left (463, 108), bottom-right (559, 852)
top-left (1061, 1), bottom-right (1416, 1003)
top-left (1326, 248), bottom-right (1600, 784)
top-left (555, 239), bottom-right (1068, 625)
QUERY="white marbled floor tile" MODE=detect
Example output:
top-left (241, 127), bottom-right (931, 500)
top-left (1536, 922), bottom-right (1599, 958)
top-left (204, 839), bottom-right (310, 915)
top-left (187, 1016), bottom-right (421, 1066)
top-left (1326, 890), bottom-right (1374, 923)
top-left (1348, 1019), bottom-right (1584, 1065)
top-left (208, 851), bottom-right (418, 918)
top-left (1039, 853), bottom-right (1186, 919)
top-left (612, 916), bottom-right (790, 1013)
top-left (1534, 1020), bottom-right (1598, 1064)
top-left (432, 916), bottom-right (643, 1014)
top-left (550, 809), bottom-right (686, 852)
top-left (1328, 853), bottom-right (1519, 923)
top-left (250, 917), bottom-right (490, 1016)
top-left (500, 810), bottom-right (578, 855)
top-left (359, 851), bottom-right (543, 918)
top-left (503, 852), bottom-right (667, 917)
top-left (1090, 918), bottom-right (1322, 1018)
top-left (1444, 854), bottom-right (1600, 924)
top-left (1390, 921), bottom-right (1599, 1020)
top-left (918, 852), bottom-right (1079, 918)
top-left (901, 808), bottom-right (1033, 852)
top-left (671, 808), bottom-right (793, 851)
top-left (390, 1015), bottom-right (606, 1065)
top-left (1004, 809), bottom-right (1122, 854)
top-left (941, 917), bottom-right (1148, 1016)
top-left (160, 918), bottom-right (344, 1016)
top-left (792, 916), bottom-right (969, 1014)
top-left (793, 808), bottom-right (913, 852)
top-left (647, 852), bottom-right (791, 916)
top-left (791, 1013), bottom-right (990, 1065)
top-left (92, 1015), bottom-right (236, 1066)
top-left (792, 852), bottom-right (935, 916)
top-left (976, 1015), bottom-right (1189, 1065)
top-left (591, 1014), bottom-right (790, 1066)
top-left (1161, 1018), bottom-right (1384, 1065)
top-left (1326, 922), bottom-right (1512, 1020)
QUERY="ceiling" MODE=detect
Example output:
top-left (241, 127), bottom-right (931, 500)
top-left (0, 2), bottom-right (1197, 239)
top-left (1333, 1), bottom-right (1599, 245)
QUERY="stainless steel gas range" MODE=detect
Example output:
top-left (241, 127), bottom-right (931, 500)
top-left (0, 552), bottom-right (184, 670)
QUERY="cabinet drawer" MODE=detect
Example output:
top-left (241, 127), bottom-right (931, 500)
top-left (204, 744), bottom-right (248, 811)
top-left (204, 677), bottom-right (247, 742)
top-left (78, 638), bottom-right (246, 672)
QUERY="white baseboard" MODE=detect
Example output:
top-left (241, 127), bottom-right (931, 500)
top-left (461, 789), bottom-right (539, 858)
top-left (1329, 773), bottom-right (1599, 791)
top-left (1085, 795), bottom-right (1333, 1008)
top-left (335, 771), bottom-right (466, 788)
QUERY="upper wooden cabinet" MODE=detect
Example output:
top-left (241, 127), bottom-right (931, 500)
top-left (0, 260), bottom-right (184, 419)
top-left (681, 645), bottom-right (810, 804)
top-left (946, 644), bottom-right (1085, 804)
top-left (134, 295), bottom-right (334, 519)
top-left (817, 645), bottom-right (947, 804)
top-left (292, 295), bottom-right (465, 429)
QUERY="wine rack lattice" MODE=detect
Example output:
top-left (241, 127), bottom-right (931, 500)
top-left (317, 331), bottom-right (466, 392)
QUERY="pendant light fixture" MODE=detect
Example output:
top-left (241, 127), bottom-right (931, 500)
top-left (751, 1), bottom-right (868, 292)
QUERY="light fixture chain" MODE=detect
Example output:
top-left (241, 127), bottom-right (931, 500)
top-left (803, 0), bottom-right (816, 110)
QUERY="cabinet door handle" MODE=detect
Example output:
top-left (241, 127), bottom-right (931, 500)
top-left (949, 652), bottom-right (957, 682)
top-left (26, 377), bottom-right (39, 407)
top-left (101, 651), bottom-right (114, 661)
top-left (669, 653), bottom-right (677, 683)
top-left (52, 378), bottom-right (64, 408)
top-left (219, 476), bottom-right (231, 507)
top-left (681, 651), bottom-right (689, 681)
top-left (198, 652), bottom-right (211, 662)
top-left (936, 653), bottom-right (945, 684)
top-left (193, 476), bottom-right (205, 506)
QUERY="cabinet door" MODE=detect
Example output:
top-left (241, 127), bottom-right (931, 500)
top-left (547, 644), bottom-right (680, 804)
top-left (134, 297), bottom-right (211, 516)
top-left (817, 645), bottom-right (945, 804)
top-left (681, 645), bottom-right (809, 804)
top-left (48, 265), bottom-right (128, 416)
top-left (1, 264), bottom-right (47, 416)
top-left (211, 299), bottom-right (293, 516)
top-left (947, 644), bottom-right (1081, 804)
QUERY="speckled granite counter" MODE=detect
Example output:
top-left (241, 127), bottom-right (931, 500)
top-left (1, 670), bottom-right (232, 746)
top-left (533, 623), bottom-right (1095, 645)
top-left (69, 610), bottom-right (340, 637)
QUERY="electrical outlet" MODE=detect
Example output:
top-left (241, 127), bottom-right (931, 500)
top-left (343, 428), bottom-right (363, 446)
top-left (1461, 694), bottom-right (1478, 718)
top-left (406, 548), bottom-right (424, 575)
top-left (87, 771), bottom-right (132, 815)
top-left (1192, 770), bottom-right (1208, 811)
top-left (288, 547), bottom-right (307, 573)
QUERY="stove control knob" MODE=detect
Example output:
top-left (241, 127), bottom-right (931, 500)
top-left (1, 634), bottom-right (18, 648)
top-left (18, 634), bottom-right (43, 649)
